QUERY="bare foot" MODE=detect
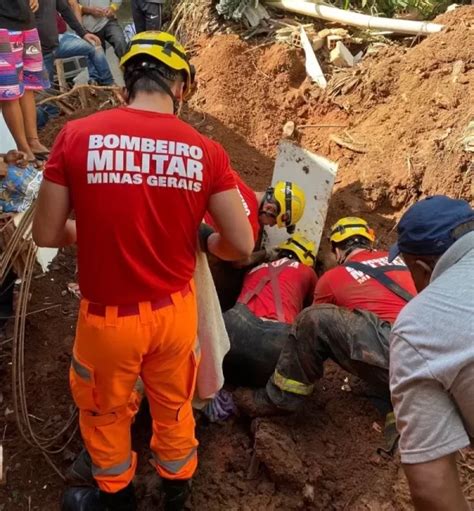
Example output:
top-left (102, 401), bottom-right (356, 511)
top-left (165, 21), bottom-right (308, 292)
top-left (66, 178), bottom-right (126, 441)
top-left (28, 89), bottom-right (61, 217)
top-left (27, 137), bottom-right (50, 154)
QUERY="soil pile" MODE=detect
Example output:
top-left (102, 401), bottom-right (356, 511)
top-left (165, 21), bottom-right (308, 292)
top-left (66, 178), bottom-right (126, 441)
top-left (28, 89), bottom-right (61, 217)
top-left (189, 7), bottom-right (473, 243)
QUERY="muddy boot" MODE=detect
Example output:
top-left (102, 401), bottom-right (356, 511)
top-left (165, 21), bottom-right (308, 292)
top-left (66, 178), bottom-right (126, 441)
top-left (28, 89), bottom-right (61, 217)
top-left (61, 486), bottom-right (102, 511)
top-left (99, 483), bottom-right (137, 511)
top-left (162, 479), bottom-right (191, 511)
top-left (66, 449), bottom-right (94, 486)
top-left (234, 388), bottom-right (286, 418)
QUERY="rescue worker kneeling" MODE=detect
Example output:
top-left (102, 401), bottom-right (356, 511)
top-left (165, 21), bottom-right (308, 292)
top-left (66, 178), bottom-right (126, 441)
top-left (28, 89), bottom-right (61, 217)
top-left (223, 234), bottom-right (318, 387)
top-left (236, 218), bottom-right (417, 429)
top-left (204, 179), bottom-right (307, 311)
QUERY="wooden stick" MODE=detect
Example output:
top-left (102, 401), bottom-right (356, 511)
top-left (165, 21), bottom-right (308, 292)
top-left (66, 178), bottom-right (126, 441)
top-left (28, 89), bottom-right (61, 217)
top-left (243, 41), bottom-right (274, 54)
top-left (37, 85), bottom-right (121, 106)
top-left (298, 123), bottom-right (348, 128)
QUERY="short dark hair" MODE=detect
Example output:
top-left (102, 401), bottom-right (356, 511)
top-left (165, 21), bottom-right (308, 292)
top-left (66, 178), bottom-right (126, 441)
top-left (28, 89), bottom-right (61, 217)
top-left (331, 235), bottom-right (371, 253)
top-left (123, 56), bottom-right (183, 100)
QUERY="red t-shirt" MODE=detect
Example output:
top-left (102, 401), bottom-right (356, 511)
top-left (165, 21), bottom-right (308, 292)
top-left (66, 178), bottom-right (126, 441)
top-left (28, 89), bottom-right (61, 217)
top-left (313, 250), bottom-right (417, 323)
top-left (204, 170), bottom-right (260, 243)
top-left (238, 257), bottom-right (318, 323)
top-left (44, 107), bottom-right (237, 305)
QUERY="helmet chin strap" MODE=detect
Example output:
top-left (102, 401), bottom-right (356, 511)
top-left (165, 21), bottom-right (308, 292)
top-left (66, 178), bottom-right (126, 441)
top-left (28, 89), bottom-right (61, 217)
top-left (152, 73), bottom-right (180, 114)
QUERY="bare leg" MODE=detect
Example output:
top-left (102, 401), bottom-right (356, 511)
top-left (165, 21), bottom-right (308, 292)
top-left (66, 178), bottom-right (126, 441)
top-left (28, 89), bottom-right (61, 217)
top-left (2, 98), bottom-right (35, 160)
top-left (20, 91), bottom-right (49, 154)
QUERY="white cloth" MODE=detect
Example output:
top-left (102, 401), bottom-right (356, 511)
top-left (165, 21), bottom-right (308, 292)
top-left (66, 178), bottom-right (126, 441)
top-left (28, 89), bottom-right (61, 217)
top-left (193, 250), bottom-right (230, 405)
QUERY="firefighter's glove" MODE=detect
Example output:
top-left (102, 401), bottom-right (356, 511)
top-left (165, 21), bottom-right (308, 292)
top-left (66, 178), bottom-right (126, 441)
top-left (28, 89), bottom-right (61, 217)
top-left (202, 389), bottom-right (236, 423)
top-left (199, 223), bottom-right (215, 253)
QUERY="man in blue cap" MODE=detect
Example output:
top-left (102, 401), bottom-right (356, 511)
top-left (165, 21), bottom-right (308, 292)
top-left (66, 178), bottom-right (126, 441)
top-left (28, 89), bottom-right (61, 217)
top-left (389, 195), bottom-right (474, 511)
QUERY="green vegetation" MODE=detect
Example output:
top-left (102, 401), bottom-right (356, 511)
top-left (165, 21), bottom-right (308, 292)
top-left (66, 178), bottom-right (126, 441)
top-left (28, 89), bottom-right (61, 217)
top-left (335, 0), bottom-right (466, 19)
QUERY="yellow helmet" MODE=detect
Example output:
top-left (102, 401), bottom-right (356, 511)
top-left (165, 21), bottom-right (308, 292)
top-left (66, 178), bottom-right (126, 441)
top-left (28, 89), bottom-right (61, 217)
top-left (270, 181), bottom-right (306, 230)
top-left (329, 217), bottom-right (375, 244)
top-left (120, 31), bottom-right (195, 93)
top-left (278, 233), bottom-right (316, 266)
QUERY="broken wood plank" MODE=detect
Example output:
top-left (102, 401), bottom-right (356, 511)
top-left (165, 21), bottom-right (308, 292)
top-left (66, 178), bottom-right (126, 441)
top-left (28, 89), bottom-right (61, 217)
top-left (330, 133), bottom-right (367, 153)
top-left (300, 27), bottom-right (327, 88)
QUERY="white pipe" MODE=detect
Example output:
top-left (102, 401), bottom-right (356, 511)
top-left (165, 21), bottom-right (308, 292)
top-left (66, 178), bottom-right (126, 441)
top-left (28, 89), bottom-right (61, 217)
top-left (265, 0), bottom-right (444, 35)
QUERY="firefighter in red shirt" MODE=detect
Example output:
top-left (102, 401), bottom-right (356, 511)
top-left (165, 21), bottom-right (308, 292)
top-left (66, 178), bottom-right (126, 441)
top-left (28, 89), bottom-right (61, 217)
top-left (205, 177), bottom-right (307, 310)
top-left (236, 217), bottom-right (416, 422)
top-left (32, 32), bottom-right (253, 511)
top-left (223, 234), bottom-right (317, 387)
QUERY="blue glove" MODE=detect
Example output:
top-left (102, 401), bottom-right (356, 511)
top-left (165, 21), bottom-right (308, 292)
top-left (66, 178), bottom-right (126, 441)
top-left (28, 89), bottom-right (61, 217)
top-left (201, 389), bottom-right (237, 423)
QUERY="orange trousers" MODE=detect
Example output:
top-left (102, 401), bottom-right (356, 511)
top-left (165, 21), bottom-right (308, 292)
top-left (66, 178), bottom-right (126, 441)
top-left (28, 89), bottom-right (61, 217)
top-left (69, 282), bottom-right (200, 493)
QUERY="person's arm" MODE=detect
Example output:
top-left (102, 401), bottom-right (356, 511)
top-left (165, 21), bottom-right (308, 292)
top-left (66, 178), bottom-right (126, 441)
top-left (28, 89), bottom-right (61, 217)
top-left (33, 124), bottom-right (76, 248)
top-left (57, 0), bottom-right (100, 45)
top-left (57, 0), bottom-right (86, 36)
top-left (29, 0), bottom-right (39, 13)
top-left (390, 330), bottom-right (471, 511)
top-left (205, 189), bottom-right (254, 261)
top-left (403, 455), bottom-right (469, 511)
top-left (81, 4), bottom-right (105, 17)
top-left (33, 181), bottom-right (76, 247)
top-left (67, 0), bottom-right (82, 20)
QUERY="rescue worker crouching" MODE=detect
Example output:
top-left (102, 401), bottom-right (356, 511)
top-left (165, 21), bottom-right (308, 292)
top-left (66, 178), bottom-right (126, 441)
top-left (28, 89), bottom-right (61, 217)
top-left (223, 234), bottom-right (318, 387)
top-left (235, 217), bottom-right (417, 436)
top-left (204, 179), bottom-right (307, 311)
top-left (32, 31), bottom-right (254, 511)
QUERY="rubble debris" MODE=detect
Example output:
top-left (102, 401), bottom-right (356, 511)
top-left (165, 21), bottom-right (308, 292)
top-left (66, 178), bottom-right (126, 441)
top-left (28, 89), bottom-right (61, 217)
top-left (300, 26), bottom-right (327, 88)
top-left (330, 41), bottom-right (355, 67)
top-left (216, 0), bottom-right (270, 27)
top-left (265, 0), bottom-right (444, 35)
top-left (67, 283), bottom-right (82, 299)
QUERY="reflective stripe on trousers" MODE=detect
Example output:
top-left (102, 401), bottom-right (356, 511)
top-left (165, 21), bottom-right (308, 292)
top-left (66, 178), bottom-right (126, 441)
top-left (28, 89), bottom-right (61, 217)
top-left (152, 447), bottom-right (197, 475)
top-left (92, 455), bottom-right (132, 477)
top-left (272, 369), bottom-right (314, 396)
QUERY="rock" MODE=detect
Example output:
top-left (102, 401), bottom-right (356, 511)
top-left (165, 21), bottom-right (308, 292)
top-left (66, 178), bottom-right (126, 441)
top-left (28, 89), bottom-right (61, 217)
top-left (303, 483), bottom-right (315, 502)
top-left (452, 60), bottom-right (466, 83)
top-left (282, 121), bottom-right (295, 138)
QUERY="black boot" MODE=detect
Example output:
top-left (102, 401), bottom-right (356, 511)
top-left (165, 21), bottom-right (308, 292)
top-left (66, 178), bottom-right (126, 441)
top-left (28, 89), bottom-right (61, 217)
top-left (61, 486), bottom-right (102, 511)
top-left (99, 483), bottom-right (137, 511)
top-left (162, 479), bottom-right (191, 511)
top-left (66, 449), bottom-right (94, 486)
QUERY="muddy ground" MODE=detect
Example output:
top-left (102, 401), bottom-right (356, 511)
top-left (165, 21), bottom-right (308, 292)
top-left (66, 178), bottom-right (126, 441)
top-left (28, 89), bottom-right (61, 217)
top-left (0, 6), bottom-right (473, 510)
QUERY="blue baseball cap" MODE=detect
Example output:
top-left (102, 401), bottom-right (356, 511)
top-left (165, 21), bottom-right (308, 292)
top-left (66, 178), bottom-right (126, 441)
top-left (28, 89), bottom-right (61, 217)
top-left (388, 195), bottom-right (474, 262)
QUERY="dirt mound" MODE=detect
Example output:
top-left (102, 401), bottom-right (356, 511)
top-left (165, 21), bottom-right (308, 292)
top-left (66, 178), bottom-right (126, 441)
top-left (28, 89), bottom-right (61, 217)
top-left (189, 8), bottom-right (473, 246)
top-left (325, 5), bottom-right (473, 214)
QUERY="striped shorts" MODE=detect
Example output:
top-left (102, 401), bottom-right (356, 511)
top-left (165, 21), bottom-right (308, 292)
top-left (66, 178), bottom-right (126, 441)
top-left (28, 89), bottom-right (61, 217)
top-left (0, 28), bottom-right (50, 101)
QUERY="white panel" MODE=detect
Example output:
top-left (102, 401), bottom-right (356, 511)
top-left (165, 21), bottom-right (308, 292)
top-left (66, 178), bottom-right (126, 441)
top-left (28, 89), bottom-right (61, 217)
top-left (264, 140), bottom-right (338, 253)
top-left (0, 113), bottom-right (16, 153)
